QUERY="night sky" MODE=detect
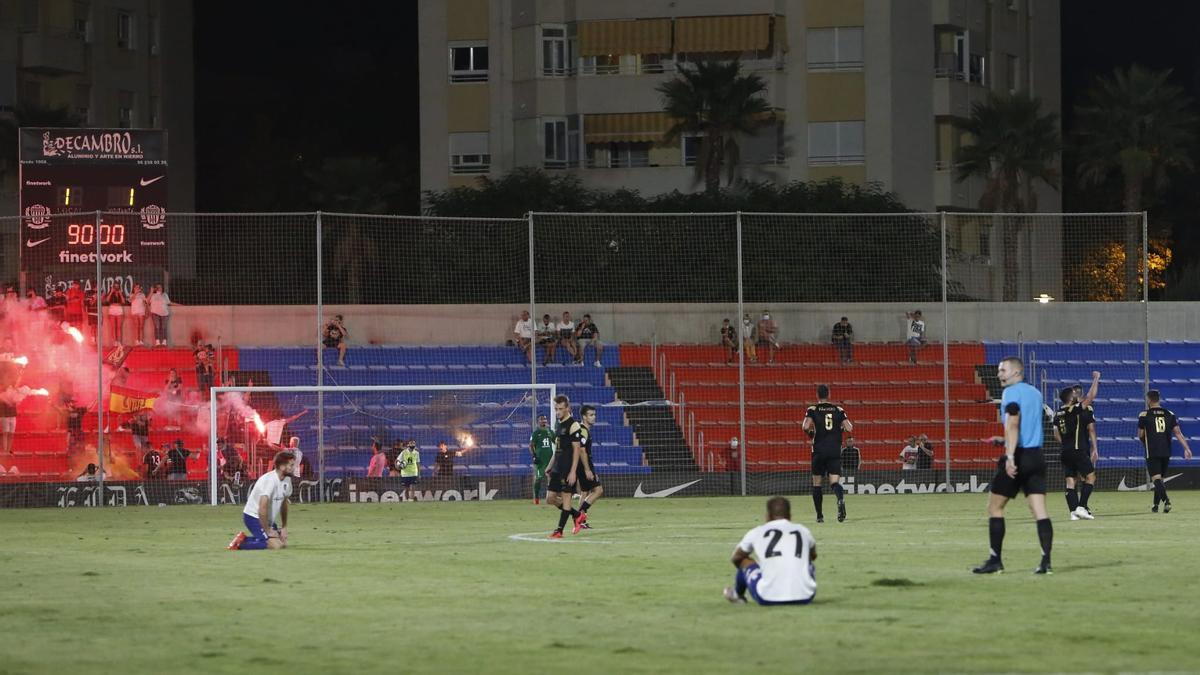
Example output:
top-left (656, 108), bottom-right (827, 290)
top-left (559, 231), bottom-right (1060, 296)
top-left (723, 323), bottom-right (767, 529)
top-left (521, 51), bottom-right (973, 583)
top-left (195, 1), bottom-right (1200, 219)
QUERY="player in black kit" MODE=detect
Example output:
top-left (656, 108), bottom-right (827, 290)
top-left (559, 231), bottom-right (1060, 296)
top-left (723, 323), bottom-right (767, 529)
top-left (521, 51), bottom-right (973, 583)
top-left (801, 385), bottom-right (853, 523)
top-left (1137, 390), bottom-right (1193, 513)
top-left (546, 395), bottom-right (585, 538)
top-left (1053, 371), bottom-right (1100, 520)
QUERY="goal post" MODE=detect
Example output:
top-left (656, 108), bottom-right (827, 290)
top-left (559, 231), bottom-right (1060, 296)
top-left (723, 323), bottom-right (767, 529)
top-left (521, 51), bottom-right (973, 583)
top-left (207, 383), bottom-right (557, 505)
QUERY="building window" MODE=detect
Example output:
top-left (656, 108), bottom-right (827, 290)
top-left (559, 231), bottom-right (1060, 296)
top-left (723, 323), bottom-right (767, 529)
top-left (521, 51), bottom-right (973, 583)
top-left (449, 43), bottom-right (488, 83)
top-left (449, 132), bottom-right (490, 174)
top-left (588, 142), bottom-right (650, 168)
top-left (1005, 54), bottom-right (1020, 94)
top-left (74, 2), bottom-right (91, 41)
top-left (808, 121), bottom-right (864, 166)
top-left (806, 27), bottom-right (863, 71)
top-left (118, 90), bottom-right (134, 128)
top-left (117, 11), bottom-right (135, 50)
top-left (75, 84), bottom-right (91, 124)
top-left (541, 25), bottom-right (574, 77)
top-left (578, 54), bottom-right (665, 76)
top-left (543, 116), bottom-right (580, 168)
top-left (969, 53), bottom-right (986, 85)
top-left (682, 135), bottom-right (703, 167)
top-left (148, 15), bottom-right (159, 54)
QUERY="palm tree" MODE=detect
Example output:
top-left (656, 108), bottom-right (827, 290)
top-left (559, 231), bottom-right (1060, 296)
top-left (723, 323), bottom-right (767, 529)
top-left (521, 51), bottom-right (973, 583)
top-left (1075, 65), bottom-right (1197, 300)
top-left (657, 60), bottom-right (771, 193)
top-left (954, 92), bottom-right (1060, 301)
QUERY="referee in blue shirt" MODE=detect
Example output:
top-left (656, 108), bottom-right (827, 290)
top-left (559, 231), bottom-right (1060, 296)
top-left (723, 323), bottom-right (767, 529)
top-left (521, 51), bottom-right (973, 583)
top-left (973, 357), bottom-right (1054, 575)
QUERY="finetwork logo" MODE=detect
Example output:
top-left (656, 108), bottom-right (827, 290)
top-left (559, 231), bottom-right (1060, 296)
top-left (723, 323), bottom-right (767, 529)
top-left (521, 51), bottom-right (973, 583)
top-left (841, 475), bottom-right (990, 494)
top-left (348, 481), bottom-right (499, 502)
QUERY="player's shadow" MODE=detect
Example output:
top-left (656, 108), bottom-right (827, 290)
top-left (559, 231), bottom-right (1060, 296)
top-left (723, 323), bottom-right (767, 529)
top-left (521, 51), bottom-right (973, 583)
top-left (1052, 560), bottom-right (1126, 573)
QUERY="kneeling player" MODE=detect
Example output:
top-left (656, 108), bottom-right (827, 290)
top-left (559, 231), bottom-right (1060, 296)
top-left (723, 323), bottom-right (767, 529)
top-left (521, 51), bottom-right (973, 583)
top-left (228, 451), bottom-right (295, 550)
top-left (572, 405), bottom-right (604, 534)
top-left (723, 497), bottom-right (817, 606)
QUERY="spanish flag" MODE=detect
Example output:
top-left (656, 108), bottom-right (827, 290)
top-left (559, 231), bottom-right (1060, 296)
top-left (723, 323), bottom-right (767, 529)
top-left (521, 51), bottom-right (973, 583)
top-left (109, 384), bottom-right (157, 414)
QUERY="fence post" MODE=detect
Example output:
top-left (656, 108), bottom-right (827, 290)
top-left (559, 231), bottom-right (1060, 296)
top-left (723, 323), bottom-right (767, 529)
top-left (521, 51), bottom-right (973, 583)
top-left (736, 211), bottom-right (746, 496)
top-left (528, 211), bottom-right (537, 428)
top-left (940, 212), bottom-right (951, 492)
top-left (316, 211), bottom-right (325, 502)
top-left (1142, 211), bottom-right (1150, 394)
top-left (95, 210), bottom-right (106, 494)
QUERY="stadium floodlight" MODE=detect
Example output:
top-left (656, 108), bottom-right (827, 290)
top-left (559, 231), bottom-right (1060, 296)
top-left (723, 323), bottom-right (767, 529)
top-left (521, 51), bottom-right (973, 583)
top-left (207, 384), bottom-right (556, 505)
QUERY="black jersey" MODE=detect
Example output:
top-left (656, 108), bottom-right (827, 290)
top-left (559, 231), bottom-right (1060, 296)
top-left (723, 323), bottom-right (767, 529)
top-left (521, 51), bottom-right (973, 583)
top-left (577, 423), bottom-right (596, 472)
top-left (1053, 404), bottom-right (1094, 452)
top-left (553, 417), bottom-right (586, 475)
top-left (1138, 406), bottom-right (1178, 458)
top-left (806, 403), bottom-right (848, 455)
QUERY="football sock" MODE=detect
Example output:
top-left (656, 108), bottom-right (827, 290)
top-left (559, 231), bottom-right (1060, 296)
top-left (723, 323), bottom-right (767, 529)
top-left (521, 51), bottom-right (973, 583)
top-left (734, 568), bottom-right (748, 598)
top-left (557, 508), bottom-right (571, 530)
top-left (988, 517), bottom-right (1005, 561)
top-left (1036, 518), bottom-right (1053, 564)
top-left (569, 507), bottom-right (581, 518)
top-left (1153, 478), bottom-right (1165, 505)
top-left (812, 486), bottom-right (824, 516)
top-left (831, 482), bottom-right (845, 502)
top-left (1065, 488), bottom-right (1079, 512)
top-left (1079, 483), bottom-right (1093, 508)
top-left (580, 500), bottom-right (591, 513)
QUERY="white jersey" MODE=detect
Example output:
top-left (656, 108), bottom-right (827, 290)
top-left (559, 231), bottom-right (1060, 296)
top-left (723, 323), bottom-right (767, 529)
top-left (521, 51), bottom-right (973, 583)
top-left (243, 470), bottom-right (288, 524)
top-left (737, 519), bottom-right (817, 602)
top-left (906, 318), bottom-right (925, 341)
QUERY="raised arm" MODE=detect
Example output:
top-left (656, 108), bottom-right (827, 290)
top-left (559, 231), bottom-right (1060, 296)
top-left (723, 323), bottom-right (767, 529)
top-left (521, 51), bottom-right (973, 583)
top-left (1080, 371), bottom-right (1101, 407)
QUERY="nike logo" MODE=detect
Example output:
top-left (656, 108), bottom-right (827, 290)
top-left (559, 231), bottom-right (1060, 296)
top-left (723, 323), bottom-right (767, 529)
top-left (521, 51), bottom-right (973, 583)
top-left (633, 479), bottom-right (702, 499)
top-left (139, 176), bottom-right (165, 186)
top-left (25, 237), bottom-right (50, 248)
top-left (1117, 473), bottom-right (1183, 491)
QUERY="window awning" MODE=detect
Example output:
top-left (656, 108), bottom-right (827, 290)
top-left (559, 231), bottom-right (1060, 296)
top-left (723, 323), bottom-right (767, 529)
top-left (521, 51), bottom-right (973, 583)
top-left (675, 15), bottom-right (772, 53)
top-left (584, 112), bottom-right (674, 144)
top-left (578, 18), bottom-right (672, 57)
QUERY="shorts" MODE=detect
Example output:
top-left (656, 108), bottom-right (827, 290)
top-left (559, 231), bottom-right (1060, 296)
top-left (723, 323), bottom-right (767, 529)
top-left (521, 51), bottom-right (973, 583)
top-left (811, 452), bottom-right (842, 476)
top-left (0, 417), bottom-right (15, 433)
top-left (1145, 456), bottom-right (1171, 477)
top-left (1060, 449), bottom-right (1094, 477)
top-left (242, 512), bottom-right (278, 546)
top-left (739, 563), bottom-right (815, 606)
top-left (576, 463), bottom-right (602, 491)
top-left (990, 448), bottom-right (1047, 498)
top-left (323, 337), bottom-right (341, 349)
top-left (401, 476), bottom-right (418, 486)
top-left (547, 472), bottom-right (574, 494)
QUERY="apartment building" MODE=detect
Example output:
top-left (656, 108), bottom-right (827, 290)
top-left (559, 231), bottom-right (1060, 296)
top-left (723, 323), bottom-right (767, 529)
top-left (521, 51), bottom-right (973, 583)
top-left (418, 0), bottom-right (1061, 215)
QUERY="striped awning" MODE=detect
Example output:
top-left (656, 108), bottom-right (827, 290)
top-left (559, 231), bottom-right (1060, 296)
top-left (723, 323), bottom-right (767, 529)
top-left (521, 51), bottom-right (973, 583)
top-left (578, 18), bottom-right (672, 57)
top-left (675, 15), bottom-right (772, 53)
top-left (584, 112), bottom-right (674, 144)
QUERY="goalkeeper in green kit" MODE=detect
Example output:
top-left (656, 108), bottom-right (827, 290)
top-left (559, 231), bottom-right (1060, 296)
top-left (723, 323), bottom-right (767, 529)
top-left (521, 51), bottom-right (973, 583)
top-left (530, 414), bottom-right (555, 504)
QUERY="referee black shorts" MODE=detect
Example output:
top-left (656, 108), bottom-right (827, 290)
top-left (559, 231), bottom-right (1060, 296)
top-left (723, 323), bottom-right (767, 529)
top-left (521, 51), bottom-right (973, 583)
top-left (1145, 456), bottom-right (1171, 478)
top-left (1060, 449), bottom-right (1095, 478)
top-left (990, 447), bottom-right (1047, 498)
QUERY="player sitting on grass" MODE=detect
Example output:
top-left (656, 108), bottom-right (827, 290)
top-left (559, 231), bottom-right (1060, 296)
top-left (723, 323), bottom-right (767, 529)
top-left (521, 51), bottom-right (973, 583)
top-left (529, 414), bottom-right (554, 505)
top-left (724, 496), bottom-right (817, 606)
top-left (228, 451), bottom-right (295, 551)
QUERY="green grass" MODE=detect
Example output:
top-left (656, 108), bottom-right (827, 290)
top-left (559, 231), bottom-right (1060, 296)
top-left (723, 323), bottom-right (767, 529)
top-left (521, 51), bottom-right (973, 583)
top-left (1, 493), bottom-right (1197, 674)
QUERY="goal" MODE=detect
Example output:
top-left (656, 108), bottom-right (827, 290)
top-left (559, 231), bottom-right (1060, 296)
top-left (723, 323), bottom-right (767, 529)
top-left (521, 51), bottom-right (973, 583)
top-left (206, 384), bottom-right (556, 505)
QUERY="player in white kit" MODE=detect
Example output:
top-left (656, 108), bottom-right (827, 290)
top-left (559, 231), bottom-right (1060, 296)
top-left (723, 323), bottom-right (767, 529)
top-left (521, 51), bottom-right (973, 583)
top-left (723, 497), bottom-right (817, 605)
top-left (228, 451), bottom-right (295, 550)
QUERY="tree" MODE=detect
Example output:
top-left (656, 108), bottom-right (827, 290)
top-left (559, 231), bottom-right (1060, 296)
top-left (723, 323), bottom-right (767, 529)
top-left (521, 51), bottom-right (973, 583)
top-left (656, 61), bottom-right (771, 193)
top-left (954, 93), bottom-right (1060, 301)
top-left (1075, 65), bottom-right (1197, 300)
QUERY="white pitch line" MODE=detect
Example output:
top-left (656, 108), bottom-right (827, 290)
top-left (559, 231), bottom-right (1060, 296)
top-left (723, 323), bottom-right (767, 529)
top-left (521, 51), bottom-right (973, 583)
top-left (508, 526), bottom-right (643, 544)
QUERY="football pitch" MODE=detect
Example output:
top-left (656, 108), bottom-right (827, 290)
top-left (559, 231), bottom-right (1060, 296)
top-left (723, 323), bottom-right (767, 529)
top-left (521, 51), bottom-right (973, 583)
top-left (1, 492), bottom-right (1197, 674)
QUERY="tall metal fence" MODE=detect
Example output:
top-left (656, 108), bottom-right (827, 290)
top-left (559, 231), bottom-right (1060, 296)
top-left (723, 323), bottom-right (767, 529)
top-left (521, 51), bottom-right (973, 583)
top-left (1, 210), bottom-right (1185, 508)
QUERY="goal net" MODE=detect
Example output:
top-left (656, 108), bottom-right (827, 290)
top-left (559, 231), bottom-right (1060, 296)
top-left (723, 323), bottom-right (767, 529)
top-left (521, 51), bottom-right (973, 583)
top-left (206, 384), bottom-right (555, 506)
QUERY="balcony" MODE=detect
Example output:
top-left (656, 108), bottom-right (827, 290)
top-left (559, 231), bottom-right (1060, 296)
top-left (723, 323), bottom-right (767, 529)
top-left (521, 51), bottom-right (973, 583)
top-left (20, 32), bottom-right (85, 75)
top-left (932, 0), bottom-right (970, 29)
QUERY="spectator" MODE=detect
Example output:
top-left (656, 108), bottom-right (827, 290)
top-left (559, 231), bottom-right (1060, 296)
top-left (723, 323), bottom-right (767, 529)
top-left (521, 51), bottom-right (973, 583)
top-left (64, 281), bottom-right (84, 329)
top-left (130, 410), bottom-right (152, 457)
top-left (840, 436), bottom-right (861, 474)
top-left (141, 437), bottom-right (162, 479)
top-left (535, 314), bottom-right (557, 365)
top-left (832, 317), bottom-right (854, 363)
top-left (24, 289), bottom-right (47, 312)
top-left (220, 439), bottom-right (244, 482)
top-left (512, 310), bottom-right (534, 364)
top-left (436, 441), bottom-right (455, 477)
top-left (386, 439), bottom-right (404, 477)
top-left (76, 463), bottom-right (108, 482)
top-left (367, 440), bottom-right (387, 477)
top-left (574, 314), bottom-right (604, 367)
top-left (916, 434), bottom-right (935, 470)
top-left (103, 285), bottom-right (127, 346)
top-left (741, 314), bottom-right (757, 363)
top-left (720, 318), bottom-right (737, 365)
top-left (323, 314), bottom-right (349, 366)
top-left (47, 286), bottom-right (67, 323)
top-left (149, 284), bottom-right (171, 347)
top-left (166, 439), bottom-right (191, 480)
top-left (195, 348), bottom-right (215, 396)
top-left (904, 310), bottom-right (926, 364)
top-left (899, 436), bottom-right (921, 471)
top-left (164, 368), bottom-right (183, 400)
top-left (128, 284), bottom-right (148, 346)
top-left (84, 288), bottom-right (98, 342)
top-left (557, 311), bottom-right (579, 365)
top-left (756, 311), bottom-right (780, 365)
